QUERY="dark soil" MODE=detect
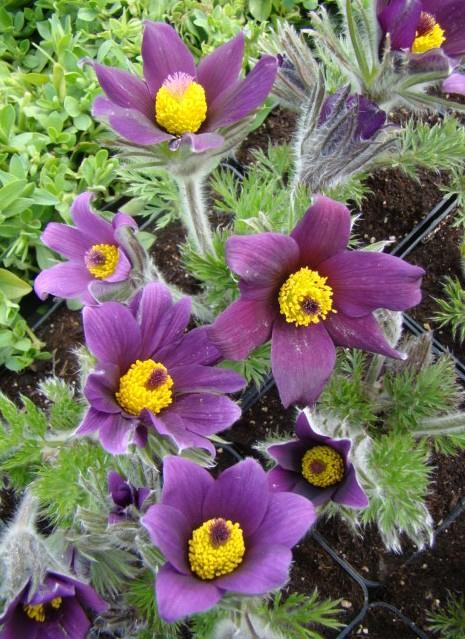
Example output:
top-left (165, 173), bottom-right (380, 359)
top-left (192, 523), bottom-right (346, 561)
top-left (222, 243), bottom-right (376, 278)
top-left (407, 214), bottom-right (465, 362)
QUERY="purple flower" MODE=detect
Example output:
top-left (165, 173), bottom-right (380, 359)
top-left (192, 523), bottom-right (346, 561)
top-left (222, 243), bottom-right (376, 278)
top-left (267, 411), bottom-right (368, 509)
top-left (142, 456), bottom-right (315, 622)
top-left (34, 192), bottom-right (137, 305)
top-left (76, 282), bottom-right (245, 455)
top-left (107, 471), bottom-right (150, 524)
top-left (0, 571), bottom-right (107, 639)
top-left (319, 91), bottom-right (387, 141)
top-left (85, 22), bottom-right (278, 152)
top-left (209, 195), bottom-right (424, 408)
top-left (377, 0), bottom-right (465, 94)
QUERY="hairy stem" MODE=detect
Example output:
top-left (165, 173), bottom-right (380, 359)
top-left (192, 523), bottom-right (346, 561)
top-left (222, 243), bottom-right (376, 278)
top-left (176, 176), bottom-right (214, 255)
top-left (244, 610), bottom-right (260, 639)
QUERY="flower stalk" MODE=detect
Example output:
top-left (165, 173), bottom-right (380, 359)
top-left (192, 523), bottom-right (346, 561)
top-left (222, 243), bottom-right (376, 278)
top-left (175, 175), bottom-right (214, 255)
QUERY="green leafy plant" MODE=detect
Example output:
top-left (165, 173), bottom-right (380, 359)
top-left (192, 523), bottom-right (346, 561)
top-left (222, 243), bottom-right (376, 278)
top-left (433, 275), bottom-right (465, 344)
top-left (427, 594), bottom-right (465, 639)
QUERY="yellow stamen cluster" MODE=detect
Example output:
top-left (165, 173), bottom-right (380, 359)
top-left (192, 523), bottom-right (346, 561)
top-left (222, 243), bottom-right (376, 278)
top-left (85, 243), bottom-right (119, 279)
top-left (278, 267), bottom-right (334, 327)
top-left (155, 73), bottom-right (207, 136)
top-left (188, 518), bottom-right (245, 580)
top-left (411, 13), bottom-right (445, 54)
top-left (115, 359), bottom-right (173, 416)
top-left (23, 597), bottom-right (62, 623)
top-left (302, 445), bottom-right (344, 488)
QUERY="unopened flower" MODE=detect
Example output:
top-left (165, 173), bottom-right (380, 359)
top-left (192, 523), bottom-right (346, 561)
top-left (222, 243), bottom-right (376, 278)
top-left (295, 86), bottom-right (391, 191)
top-left (377, 0), bottom-right (465, 95)
top-left (107, 471), bottom-right (150, 524)
top-left (142, 456), bottom-right (315, 622)
top-left (85, 22), bottom-right (277, 153)
top-left (267, 411), bottom-right (368, 508)
top-left (34, 192), bottom-right (137, 305)
top-left (0, 570), bottom-right (107, 639)
top-left (209, 195), bottom-right (424, 407)
top-left (76, 282), bottom-right (245, 455)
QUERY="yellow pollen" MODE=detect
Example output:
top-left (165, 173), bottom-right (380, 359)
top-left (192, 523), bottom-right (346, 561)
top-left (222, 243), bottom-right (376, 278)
top-left (278, 267), bottom-right (334, 327)
top-left (115, 359), bottom-right (173, 416)
top-left (50, 597), bottom-right (62, 609)
top-left (85, 243), bottom-right (119, 279)
top-left (411, 13), bottom-right (445, 54)
top-left (188, 518), bottom-right (245, 580)
top-left (155, 72), bottom-right (207, 136)
top-left (23, 597), bottom-right (62, 622)
top-left (302, 445), bottom-right (344, 488)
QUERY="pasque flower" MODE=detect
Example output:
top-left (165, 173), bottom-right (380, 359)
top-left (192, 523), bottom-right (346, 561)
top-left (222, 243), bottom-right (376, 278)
top-left (0, 570), bottom-right (107, 639)
top-left (377, 0), bottom-right (465, 94)
top-left (107, 471), bottom-right (150, 524)
top-left (85, 21), bottom-right (277, 152)
top-left (142, 456), bottom-right (315, 622)
top-left (209, 196), bottom-right (424, 408)
top-left (268, 411), bottom-right (368, 509)
top-left (34, 192), bottom-right (137, 305)
top-left (76, 282), bottom-right (245, 455)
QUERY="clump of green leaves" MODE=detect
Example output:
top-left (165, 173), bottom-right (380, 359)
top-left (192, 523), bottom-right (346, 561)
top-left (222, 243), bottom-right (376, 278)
top-left (433, 276), bottom-right (465, 344)
top-left (427, 595), bottom-right (465, 639)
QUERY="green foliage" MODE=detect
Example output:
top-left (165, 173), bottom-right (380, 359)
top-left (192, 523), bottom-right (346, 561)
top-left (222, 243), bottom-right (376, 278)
top-left (256, 591), bottom-right (343, 639)
top-left (384, 355), bottom-right (462, 432)
top-left (39, 377), bottom-right (85, 430)
top-left (222, 343), bottom-right (272, 388)
top-left (127, 571), bottom-right (182, 639)
top-left (427, 594), bottom-right (465, 639)
top-left (394, 116), bottom-right (465, 179)
top-left (433, 276), bottom-right (465, 344)
top-left (362, 433), bottom-right (432, 551)
top-left (190, 607), bottom-right (229, 638)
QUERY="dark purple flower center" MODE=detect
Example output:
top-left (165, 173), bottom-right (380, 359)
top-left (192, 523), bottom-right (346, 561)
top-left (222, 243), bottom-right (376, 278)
top-left (209, 518), bottom-right (231, 547)
top-left (145, 367), bottom-right (169, 390)
top-left (301, 298), bottom-right (320, 316)
top-left (85, 249), bottom-right (106, 266)
top-left (310, 459), bottom-right (326, 475)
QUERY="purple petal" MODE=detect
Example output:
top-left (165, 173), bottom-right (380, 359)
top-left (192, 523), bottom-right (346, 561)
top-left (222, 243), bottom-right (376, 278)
top-left (377, 0), bottom-right (421, 49)
top-left (422, 0), bottom-right (465, 56)
top-left (169, 394), bottom-right (241, 435)
top-left (295, 410), bottom-right (325, 441)
top-left (267, 440), bottom-right (307, 472)
top-left (156, 563), bottom-right (221, 623)
top-left (179, 132), bottom-right (225, 153)
top-left (291, 195), bottom-right (351, 268)
top-left (292, 478), bottom-right (336, 507)
top-left (108, 471), bottom-right (132, 506)
top-left (92, 96), bottom-right (173, 146)
top-left (161, 456), bottom-right (214, 528)
top-left (34, 262), bottom-right (91, 301)
top-left (226, 232), bottom-right (298, 294)
top-left (170, 364), bottom-right (245, 394)
top-left (84, 363), bottom-right (120, 414)
top-left (112, 212), bottom-right (138, 231)
top-left (333, 465), bottom-right (369, 508)
top-left (134, 283), bottom-right (178, 359)
top-left (75, 407), bottom-right (104, 435)
top-left (67, 577), bottom-right (107, 614)
top-left (160, 326), bottom-right (222, 368)
top-left (141, 504), bottom-right (191, 573)
top-left (324, 311), bottom-right (404, 358)
top-left (83, 302), bottom-right (141, 369)
top-left (58, 599), bottom-right (91, 638)
top-left (249, 492), bottom-right (315, 547)
top-left (443, 72), bottom-right (465, 95)
top-left (70, 192), bottom-right (114, 245)
top-left (105, 249), bottom-right (132, 283)
top-left (319, 251), bottom-right (424, 317)
top-left (141, 21), bottom-right (196, 96)
top-left (204, 56), bottom-right (278, 130)
top-left (197, 33), bottom-right (245, 104)
top-left (215, 544), bottom-right (291, 594)
top-left (41, 223), bottom-right (90, 260)
top-left (0, 610), bottom-right (38, 639)
top-left (148, 411), bottom-right (216, 456)
top-left (268, 466), bottom-right (301, 492)
top-left (28, 576), bottom-right (75, 605)
top-left (144, 295), bottom-right (192, 359)
top-left (85, 60), bottom-right (153, 118)
top-left (99, 413), bottom-right (135, 454)
top-left (202, 458), bottom-right (269, 536)
top-left (209, 298), bottom-right (275, 360)
top-left (271, 319), bottom-right (336, 408)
